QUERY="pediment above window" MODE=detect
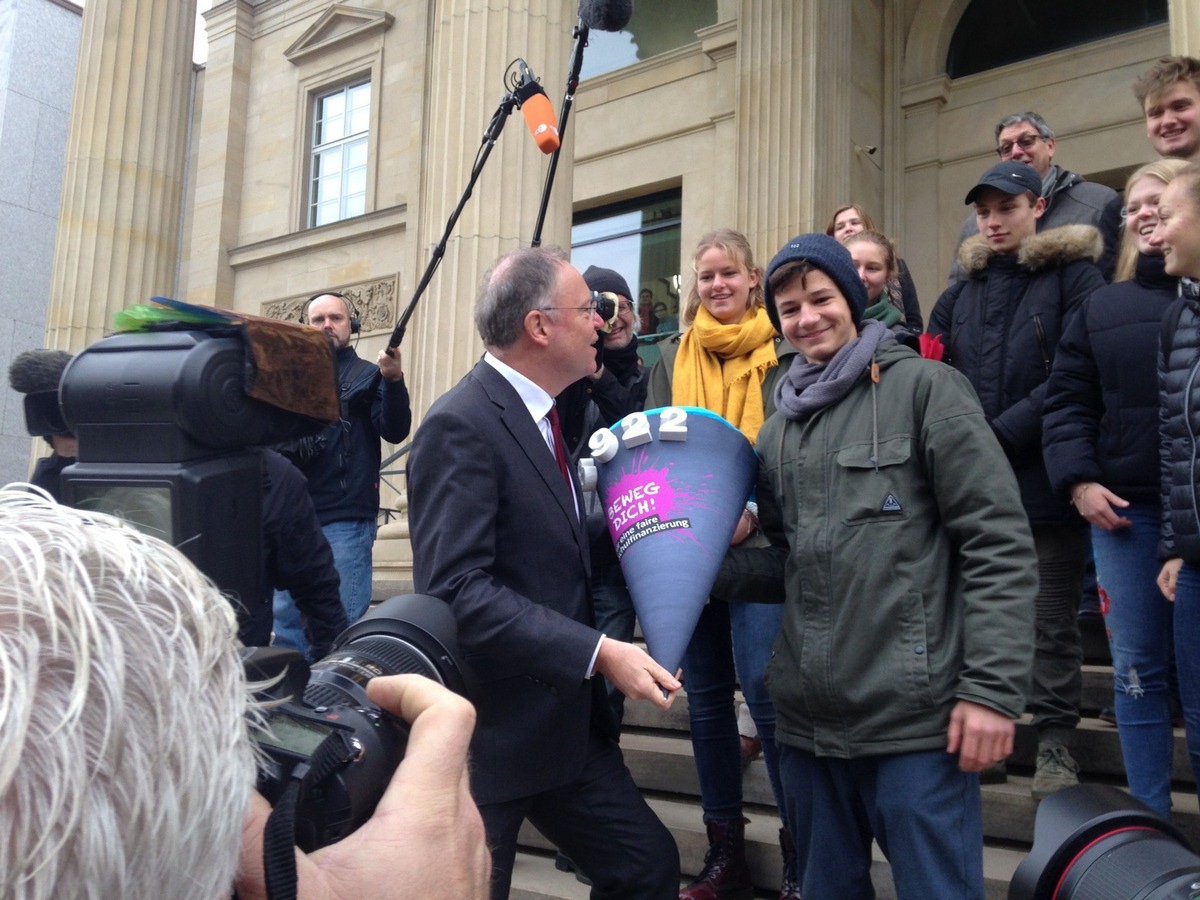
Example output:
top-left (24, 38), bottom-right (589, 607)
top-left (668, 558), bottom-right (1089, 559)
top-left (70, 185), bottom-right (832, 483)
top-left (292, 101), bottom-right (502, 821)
top-left (285, 5), bottom-right (394, 64)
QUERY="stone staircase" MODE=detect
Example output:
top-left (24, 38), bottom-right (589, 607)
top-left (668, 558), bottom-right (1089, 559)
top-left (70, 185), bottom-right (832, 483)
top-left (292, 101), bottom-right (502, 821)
top-left (366, 580), bottom-right (1200, 898)
top-left (505, 661), bottom-right (1200, 899)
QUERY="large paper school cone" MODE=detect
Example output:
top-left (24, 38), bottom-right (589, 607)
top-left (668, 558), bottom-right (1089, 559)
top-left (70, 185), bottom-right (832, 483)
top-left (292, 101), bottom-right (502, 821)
top-left (591, 406), bottom-right (757, 676)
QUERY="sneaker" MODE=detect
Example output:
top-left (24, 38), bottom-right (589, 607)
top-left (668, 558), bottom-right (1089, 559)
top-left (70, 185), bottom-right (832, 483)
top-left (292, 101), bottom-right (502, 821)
top-left (1031, 741), bottom-right (1080, 799)
top-left (1098, 707), bottom-right (1117, 726)
top-left (979, 758), bottom-right (1007, 784)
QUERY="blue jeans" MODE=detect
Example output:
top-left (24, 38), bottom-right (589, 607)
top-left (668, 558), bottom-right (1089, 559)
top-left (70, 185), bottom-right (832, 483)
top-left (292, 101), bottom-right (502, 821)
top-left (682, 599), bottom-right (786, 826)
top-left (1173, 561), bottom-right (1200, 802)
top-left (1092, 505), bottom-right (1174, 815)
top-left (273, 517), bottom-right (376, 660)
top-left (777, 745), bottom-right (984, 900)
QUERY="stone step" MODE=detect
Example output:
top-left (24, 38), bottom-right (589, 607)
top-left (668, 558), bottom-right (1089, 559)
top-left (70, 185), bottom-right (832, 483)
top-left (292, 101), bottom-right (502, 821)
top-left (619, 726), bottom-right (1200, 841)
top-left (512, 795), bottom-right (1027, 899)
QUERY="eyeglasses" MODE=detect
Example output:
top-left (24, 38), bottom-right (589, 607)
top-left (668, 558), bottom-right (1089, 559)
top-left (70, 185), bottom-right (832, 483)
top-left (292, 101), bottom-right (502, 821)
top-left (539, 292), bottom-right (609, 318)
top-left (616, 300), bottom-right (634, 315)
top-left (996, 134), bottom-right (1045, 159)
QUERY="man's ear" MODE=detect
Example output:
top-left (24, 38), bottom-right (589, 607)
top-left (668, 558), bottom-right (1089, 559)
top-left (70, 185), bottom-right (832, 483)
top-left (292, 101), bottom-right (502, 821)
top-left (525, 309), bottom-right (553, 347)
top-left (1032, 195), bottom-right (1047, 220)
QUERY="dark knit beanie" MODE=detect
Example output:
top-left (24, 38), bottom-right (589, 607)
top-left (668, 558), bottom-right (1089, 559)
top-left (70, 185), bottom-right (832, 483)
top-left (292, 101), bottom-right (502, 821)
top-left (582, 265), bottom-right (632, 301)
top-left (763, 233), bottom-right (868, 332)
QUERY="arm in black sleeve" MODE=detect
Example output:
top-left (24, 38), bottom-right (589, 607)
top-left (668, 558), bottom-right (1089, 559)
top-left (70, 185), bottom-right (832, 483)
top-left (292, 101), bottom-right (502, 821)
top-left (261, 451), bottom-right (349, 658)
top-left (897, 257), bottom-right (923, 331)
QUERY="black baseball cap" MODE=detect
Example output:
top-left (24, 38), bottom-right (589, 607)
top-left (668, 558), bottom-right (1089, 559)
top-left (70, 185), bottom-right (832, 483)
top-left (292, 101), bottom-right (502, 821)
top-left (965, 161), bottom-right (1043, 204)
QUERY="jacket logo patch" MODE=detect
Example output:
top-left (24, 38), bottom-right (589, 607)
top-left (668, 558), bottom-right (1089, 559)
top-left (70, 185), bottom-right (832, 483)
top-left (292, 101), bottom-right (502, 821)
top-left (880, 494), bottom-right (903, 513)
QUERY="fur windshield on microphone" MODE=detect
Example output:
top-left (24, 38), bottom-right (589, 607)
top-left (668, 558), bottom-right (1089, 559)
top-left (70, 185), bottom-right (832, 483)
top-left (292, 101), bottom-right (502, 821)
top-left (8, 349), bottom-right (73, 394)
top-left (577, 0), bottom-right (633, 32)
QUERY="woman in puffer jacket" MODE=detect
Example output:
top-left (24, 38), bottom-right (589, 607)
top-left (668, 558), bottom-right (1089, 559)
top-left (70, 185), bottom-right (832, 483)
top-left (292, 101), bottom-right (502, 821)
top-left (1043, 158), bottom-right (1188, 816)
top-left (1153, 162), bottom-right (1200, 802)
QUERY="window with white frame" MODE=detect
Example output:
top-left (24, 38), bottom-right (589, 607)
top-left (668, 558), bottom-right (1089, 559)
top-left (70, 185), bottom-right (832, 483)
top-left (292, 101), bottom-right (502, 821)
top-left (309, 80), bottom-right (371, 227)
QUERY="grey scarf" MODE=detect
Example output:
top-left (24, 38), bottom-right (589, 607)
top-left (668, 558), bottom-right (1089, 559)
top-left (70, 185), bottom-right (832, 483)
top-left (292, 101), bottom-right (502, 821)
top-left (774, 320), bottom-right (890, 421)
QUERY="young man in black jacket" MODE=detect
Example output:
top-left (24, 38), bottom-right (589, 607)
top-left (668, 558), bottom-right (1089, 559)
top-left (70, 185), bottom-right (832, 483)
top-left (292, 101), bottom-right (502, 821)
top-left (930, 160), bottom-right (1106, 798)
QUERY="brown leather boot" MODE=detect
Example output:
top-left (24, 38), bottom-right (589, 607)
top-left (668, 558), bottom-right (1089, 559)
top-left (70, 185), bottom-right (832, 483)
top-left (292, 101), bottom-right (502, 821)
top-left (777, 828), bottom-right (801, 899)
top-left (678, 817), bottom-right (754, 900)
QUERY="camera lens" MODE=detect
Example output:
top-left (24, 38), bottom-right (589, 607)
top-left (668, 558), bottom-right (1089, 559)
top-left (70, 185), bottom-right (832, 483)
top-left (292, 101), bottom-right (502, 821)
top-left (1010, 784), bottom-right (1200, 900)
top-left (252, 594), bottom-right (473, 851)
top-left (304, 593), bottom-right (473, 709)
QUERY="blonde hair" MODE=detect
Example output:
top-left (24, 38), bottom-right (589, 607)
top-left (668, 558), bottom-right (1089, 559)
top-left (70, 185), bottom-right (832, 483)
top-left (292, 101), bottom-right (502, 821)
top-left (1114, 158), bottom-right (1192, 283)
top-left (681, 228), bottom-right (764, 327)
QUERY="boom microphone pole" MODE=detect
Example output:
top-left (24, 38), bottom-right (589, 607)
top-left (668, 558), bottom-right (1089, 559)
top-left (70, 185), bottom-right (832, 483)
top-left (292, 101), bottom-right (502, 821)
top-left (386, 61), bottom-right (558, 353)
top-left (530, 0), bottom-right (634, 247)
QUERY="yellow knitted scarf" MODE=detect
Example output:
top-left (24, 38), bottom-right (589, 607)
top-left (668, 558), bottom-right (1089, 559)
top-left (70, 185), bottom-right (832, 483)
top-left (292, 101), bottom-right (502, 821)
top-left (672, 305), bottom-right (778, 444)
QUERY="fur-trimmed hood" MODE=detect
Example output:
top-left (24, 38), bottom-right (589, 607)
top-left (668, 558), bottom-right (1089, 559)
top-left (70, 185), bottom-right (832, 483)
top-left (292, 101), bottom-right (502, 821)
top-left (957, 224), bottom-right (1103, 276)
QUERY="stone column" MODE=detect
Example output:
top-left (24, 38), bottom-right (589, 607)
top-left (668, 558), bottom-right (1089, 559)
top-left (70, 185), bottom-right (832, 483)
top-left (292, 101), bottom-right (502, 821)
top-left (734, 0), bottom-right (852, 258)
top-left (1170, 0), bottom-right (1200, 57)
top-left (407, 0), bottom-right (575, 419)
top-left (46, 0), bottom-right (198, 351)
top-left (185, 1), bottom-right (253, 310)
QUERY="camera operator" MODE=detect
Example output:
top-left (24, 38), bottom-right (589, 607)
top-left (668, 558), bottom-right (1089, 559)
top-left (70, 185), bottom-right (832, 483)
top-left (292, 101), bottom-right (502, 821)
top-left (0, 486), bottom-right (488, 900)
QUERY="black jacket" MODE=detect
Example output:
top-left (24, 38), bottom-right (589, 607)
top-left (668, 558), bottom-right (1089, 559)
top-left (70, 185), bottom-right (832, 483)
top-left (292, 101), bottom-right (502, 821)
top-left (288, 344), bottom-right (411, 525)
top-left (241, 450), bottom-right (349, 657)
top-left (1044, 254), bottom-right (1178, 505)
top-left (1159, 280), bottom-right (1200, 564)
top-left (30, 453), bottom-right (74, 503)
top-left (929, 224), bottom-right (1106, 525)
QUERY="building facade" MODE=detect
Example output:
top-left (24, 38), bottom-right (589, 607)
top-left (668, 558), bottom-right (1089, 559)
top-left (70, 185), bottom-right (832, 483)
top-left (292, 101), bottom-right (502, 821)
top-left (0, 0), bottom-right (80, 486)
top-left (30, 0), bottom-right (1200, 578)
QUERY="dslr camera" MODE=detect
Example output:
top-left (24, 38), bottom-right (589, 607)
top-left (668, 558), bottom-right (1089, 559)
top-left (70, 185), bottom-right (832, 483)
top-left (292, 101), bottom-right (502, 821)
top-left (245, 593), bottom-right (474, 852)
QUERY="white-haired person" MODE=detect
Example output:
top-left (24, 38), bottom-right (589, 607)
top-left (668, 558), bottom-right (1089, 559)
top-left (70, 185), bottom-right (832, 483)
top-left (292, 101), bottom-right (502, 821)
top-left (0, 486), bottom-right (489, 900)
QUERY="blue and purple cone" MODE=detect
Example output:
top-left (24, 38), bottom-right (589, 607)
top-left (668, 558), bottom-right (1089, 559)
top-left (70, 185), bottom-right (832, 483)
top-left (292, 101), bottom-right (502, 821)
top-left (590, 407), bottom-right (757, 677)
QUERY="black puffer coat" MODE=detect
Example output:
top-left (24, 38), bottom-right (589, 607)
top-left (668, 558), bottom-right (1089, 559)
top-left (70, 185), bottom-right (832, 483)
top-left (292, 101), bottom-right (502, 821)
top-left (1044, 253), bottom-right (1179, 505)
top-left (1159, 279), bottom-right (1200, 564)
top-left (929, 224), bottom-right (1106, 525)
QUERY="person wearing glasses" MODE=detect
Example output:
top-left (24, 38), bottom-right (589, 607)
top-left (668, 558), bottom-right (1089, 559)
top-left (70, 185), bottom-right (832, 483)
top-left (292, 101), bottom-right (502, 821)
top-left (948, 112), bottom-right (1116, 284)
top-left (407, 247), bottom-right (681, 899)
top-left (555, 265), bottom-right (649, 727)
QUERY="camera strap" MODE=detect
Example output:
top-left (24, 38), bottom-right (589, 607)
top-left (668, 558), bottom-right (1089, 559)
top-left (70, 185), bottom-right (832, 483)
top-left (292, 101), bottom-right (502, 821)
top-left (262, 729), bottom-right (361, 900)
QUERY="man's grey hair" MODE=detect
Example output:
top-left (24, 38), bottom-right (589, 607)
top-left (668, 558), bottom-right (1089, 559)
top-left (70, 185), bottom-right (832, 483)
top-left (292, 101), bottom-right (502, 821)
top-left (0, 486), bottom-right (257, 899)
top-left (994, 111), bottom-right (1055, 143)
top-left (475, 246), bottom-right (570, 349)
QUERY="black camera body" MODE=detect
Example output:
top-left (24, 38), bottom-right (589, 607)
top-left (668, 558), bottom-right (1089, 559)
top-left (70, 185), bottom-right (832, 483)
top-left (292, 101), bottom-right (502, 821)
top-left (245, 593), bottom-right (475, 852)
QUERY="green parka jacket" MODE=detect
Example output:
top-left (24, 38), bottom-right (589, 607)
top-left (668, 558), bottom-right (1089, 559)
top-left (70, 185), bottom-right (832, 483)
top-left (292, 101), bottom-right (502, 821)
top-left (714, 339), bottom-right (1036, 758)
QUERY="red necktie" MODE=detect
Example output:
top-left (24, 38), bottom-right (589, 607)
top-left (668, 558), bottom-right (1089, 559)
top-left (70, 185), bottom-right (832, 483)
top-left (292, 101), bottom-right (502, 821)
top-left (547, 404), bottom-right (572, 487)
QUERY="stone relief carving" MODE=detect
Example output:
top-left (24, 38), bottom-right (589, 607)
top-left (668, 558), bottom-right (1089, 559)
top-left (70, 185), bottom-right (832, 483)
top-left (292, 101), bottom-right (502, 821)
top-left (262, 276), bottom-right (398, 334)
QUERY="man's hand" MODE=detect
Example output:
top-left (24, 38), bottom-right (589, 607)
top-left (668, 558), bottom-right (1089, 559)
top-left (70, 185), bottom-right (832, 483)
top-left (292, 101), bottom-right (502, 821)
top-left (377, 347), bottom-right (405, 382)
top-left (946, 700), bottom-right (1014, 772)
top-left (595, 639), bottom-right (682, 710)
top-left (235, 674), bottom-right (490, 899)
top-left (1158, 557), bottom-right (1183, 602)
top-left (1071, 482), bottom-right (1131, 531)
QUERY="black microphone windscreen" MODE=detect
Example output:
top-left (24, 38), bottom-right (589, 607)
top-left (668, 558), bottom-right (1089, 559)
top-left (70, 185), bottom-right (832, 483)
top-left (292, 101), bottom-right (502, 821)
top-left (8, 349), bottom-right (73, 394)
top-left (578, 0), bottom-right (632, 32)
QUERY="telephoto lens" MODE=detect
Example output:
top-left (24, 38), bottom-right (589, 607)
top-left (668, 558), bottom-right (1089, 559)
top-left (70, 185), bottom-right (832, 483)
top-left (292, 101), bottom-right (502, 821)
top-left (1009, 784), bottom-right (1200, 900)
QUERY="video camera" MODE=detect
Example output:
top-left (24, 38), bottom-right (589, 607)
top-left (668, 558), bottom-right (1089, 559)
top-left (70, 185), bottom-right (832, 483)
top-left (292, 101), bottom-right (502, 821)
top-left (31, 317), bottom-right (472, 860)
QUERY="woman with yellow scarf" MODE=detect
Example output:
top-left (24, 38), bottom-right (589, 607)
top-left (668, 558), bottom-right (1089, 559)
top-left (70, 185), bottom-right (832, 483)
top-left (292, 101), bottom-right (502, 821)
top-left (647, 228), bottom-right (798, 899)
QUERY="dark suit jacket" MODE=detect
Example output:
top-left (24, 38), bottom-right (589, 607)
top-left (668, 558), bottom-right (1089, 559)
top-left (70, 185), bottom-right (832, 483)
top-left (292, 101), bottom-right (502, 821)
top-left (407, 359), bottom-right (608, 806)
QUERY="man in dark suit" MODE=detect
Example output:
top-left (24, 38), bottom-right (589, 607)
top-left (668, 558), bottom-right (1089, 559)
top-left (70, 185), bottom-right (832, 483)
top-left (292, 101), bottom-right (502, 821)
top-left (407, 246), bottom-right (681, 899)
